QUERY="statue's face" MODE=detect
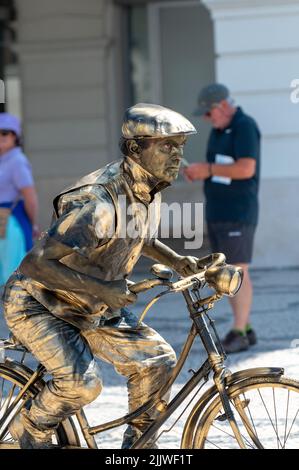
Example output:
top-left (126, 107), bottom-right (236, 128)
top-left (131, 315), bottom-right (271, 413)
top-left (137, 134), bottom-right (186, 183)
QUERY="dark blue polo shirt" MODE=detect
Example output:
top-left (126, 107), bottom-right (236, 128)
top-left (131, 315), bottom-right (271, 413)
top-left (204, 107), bottom-right (260, 225)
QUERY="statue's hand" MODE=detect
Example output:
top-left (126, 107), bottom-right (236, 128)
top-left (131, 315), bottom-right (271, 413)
top-left (100, 279), bottom-right (137, 310)
top-left (172, 255), bottom-right (201, 277)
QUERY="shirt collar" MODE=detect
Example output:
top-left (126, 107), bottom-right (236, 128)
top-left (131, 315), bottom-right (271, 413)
top-left (229, 106), bottom-right (243, 126)
top-left (223, 106), bottom-right (243, 131)
top-left (215, 106), bottom-right (243, 134)
top-left (122, 156), bottom-right (170, 204)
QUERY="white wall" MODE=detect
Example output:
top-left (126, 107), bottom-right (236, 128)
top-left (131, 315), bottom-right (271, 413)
top-left (203, 0), bottom-right (299, 267)
top-left (16, 0), bottom-right (115, 227)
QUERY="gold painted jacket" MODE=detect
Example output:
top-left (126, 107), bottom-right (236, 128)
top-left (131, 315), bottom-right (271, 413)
top-left (17, 157), bottom-right (166, 330)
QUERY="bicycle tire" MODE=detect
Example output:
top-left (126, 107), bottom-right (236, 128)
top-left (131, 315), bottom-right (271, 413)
top-left (0, 364), bottom-right (80, 448)
top-left (192, 375), bottom-right (299, 449)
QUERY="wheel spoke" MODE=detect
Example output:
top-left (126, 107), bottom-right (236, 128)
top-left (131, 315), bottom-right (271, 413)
top-left (242, 392), bottom-right (259, 441)
top-left (284, 407), bottom-right (299, 446)
top-left (229, 399), bottom-right (258, 448)
top-left (272, 388), bottom-right (280, 449)
top-left (211, 421), bottom-right (255, 449)
top-left (211, 422), bottom-right (237, 440)
top-left (195, 377), bottom-right (299, 449)
top-left (2, 383), bottom-right (17, 417)
top-left (257, 389), bottom-right (284, 448)
top-left (205, 438), bottom-right (222, 449)
top-left (2, 430), bottom-right (11, 442)
top-left (283, 390), bottom-right (290, 448)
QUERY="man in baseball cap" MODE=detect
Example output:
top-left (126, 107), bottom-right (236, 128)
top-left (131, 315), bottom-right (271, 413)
top-left (6, 103), bottom-right (201, 449)
top-left (193, 83), bottom-right (230, 117)
top-left (185, 84), bottom-right (261, 354)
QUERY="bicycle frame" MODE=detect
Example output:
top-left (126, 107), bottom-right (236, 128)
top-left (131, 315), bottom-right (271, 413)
top-left (0, 279), bottom-right (285, 449)
top-left (1, 320), bottom-right (212, 448)
top-left (0, 285), bottom-right (217, 448)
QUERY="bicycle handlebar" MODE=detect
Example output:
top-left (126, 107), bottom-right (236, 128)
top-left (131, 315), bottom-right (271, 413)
top-left (129, 253), bottom-right (226, 295)
top-left (129, 278), bottom-right (171, 294)
top-left (195, 252), bottom-right (226, 269)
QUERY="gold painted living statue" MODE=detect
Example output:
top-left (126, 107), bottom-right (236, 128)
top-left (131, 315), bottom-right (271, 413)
top-left (3, 103), bottom-right (201, 449)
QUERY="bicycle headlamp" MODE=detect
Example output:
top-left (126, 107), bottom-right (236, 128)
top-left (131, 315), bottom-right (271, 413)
top-left (205, 265), bottom-right (243, 297)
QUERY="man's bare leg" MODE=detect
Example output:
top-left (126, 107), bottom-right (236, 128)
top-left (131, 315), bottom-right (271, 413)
top-left (228, 263), bottom-right (252, 331)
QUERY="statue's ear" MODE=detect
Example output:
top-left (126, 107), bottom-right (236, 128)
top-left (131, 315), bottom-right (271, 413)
top-left (128, 140), bottom-right (141, 156)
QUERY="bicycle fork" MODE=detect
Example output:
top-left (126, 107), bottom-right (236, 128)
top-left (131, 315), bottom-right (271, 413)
top-left (209, 354), bottom-right (247, 449)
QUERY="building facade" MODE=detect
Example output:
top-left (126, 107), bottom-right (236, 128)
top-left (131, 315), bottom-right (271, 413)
top-left (2, 0), bottom-right (299, 267)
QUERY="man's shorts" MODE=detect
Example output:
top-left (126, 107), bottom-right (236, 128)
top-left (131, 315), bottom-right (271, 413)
top-left (207, 222), bottom-right (257, 264)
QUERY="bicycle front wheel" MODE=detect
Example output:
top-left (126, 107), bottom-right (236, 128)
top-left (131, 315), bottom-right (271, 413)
top-left (0, 364), bottom-right (79, 448)
top-left (193, 375), bottom-right (299, 449)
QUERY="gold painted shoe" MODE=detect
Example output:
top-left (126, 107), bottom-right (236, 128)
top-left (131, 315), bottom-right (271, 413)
top-left (9, 410), bottom-right (57, 449)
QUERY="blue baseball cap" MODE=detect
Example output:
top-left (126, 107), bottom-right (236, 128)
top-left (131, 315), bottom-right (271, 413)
top-left (0, 113), bottom-right (22, 137)
top-left (193, 83), bottom-right (230, 116)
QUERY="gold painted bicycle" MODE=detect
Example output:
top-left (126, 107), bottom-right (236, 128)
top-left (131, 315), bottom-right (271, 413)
top-left (1, 253), bottom-right (299, 449)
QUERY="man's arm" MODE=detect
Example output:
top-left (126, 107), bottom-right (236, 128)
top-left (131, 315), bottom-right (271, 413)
top-left (211, 158), bottom-right (256, 179)
top-left (20, 236), bottom-right (136, 310)
top-left (184, 118), bottom-right (259, 181)
top-left (21, 236), bottom-right (104, 295)
top-left (183, 158), bottom-right (256, 181)
top-left (142, 239), bottom-right (199, 277)
top-left (20, 197), bottom-right (136, 309)
top-left (20, 186), bottom-right (39, 226)
top-left (142, 239), bottom-right (180, 268)
top-left (212, 117), bottom-right (259, 179)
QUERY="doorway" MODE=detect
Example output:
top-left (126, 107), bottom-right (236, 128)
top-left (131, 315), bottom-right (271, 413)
top-left (127, 0), bottom-right (215, 162)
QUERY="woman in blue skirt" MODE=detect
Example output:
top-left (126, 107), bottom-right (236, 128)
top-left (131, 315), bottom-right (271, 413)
top-left (0, 113), bottom-right (39, 285)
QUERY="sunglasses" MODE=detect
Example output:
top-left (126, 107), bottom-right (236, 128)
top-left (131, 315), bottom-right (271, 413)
top-left (0, 130), bottom-right (13, 137)
top-left (204, 103), bottom-right (222, 118)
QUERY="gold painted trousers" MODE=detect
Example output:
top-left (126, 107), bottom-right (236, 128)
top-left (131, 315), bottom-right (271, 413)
top-left (3, 279), bottom-right (177, 448)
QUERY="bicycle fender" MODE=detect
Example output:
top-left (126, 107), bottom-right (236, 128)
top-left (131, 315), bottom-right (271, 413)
top-left (1, 359), bottom-right (45, 390)
top-left (181, 366), bottom-right (284, 448)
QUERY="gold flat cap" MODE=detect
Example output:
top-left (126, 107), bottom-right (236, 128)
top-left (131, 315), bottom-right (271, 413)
top-left (122, 103), bottom-right (197, 139)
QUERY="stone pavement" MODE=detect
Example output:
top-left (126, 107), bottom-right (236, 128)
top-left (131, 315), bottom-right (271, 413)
top-left (1, 265), bottom-right (299, 448)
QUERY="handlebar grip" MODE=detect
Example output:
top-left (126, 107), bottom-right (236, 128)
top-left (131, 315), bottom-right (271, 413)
top-left (129, 278), bottom-right (167, 294)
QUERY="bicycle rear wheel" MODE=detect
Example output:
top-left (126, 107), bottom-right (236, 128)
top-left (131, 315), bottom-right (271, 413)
top-left (193, 375), bottom-right (299, 449)
top-left (0, 364), bottom-right (79, 448)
